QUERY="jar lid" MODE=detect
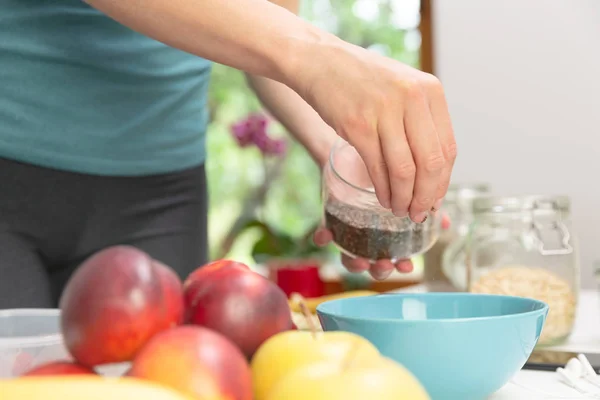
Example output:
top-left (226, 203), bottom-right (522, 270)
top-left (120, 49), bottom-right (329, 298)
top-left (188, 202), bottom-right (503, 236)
top-left (445, 183), bottom-right (491, 203)
top-left (472, 195), bottom-right (570, 214)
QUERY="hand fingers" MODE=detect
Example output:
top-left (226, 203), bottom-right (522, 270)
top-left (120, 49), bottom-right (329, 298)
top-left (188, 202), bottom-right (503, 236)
top-left (313, 228), bottom-right (333, 247)
top-left (351, 136), bottom-right (391, 209)
top-left (379, 117), bottom-right (415, 217)
top-left (423, 74), bottom-right (457, 206)
top-left (395, 259), bottom-right (414, 273)
top-left (341, 255), bottom-right (370, 273)
top-left (369, 260), bottom-right (395, 280)
top-left (369, 260), bottom-right (414, 277)
top-left (404, 84), bottom-right (445, 223)
top-left (342, 255), bottom-right (414, 278)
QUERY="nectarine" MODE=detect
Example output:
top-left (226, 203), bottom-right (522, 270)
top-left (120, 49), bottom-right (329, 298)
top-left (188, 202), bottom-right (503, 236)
top-left (59, 246), bottom-right (183, 367)
top-left (184, 265), bottom-right (293, 359)
top-left (22, 361), bottom-right (96, 376)
top-left (183, 260), bottom-right (250, 320)
top-left (154, 260), bottom-right (185, 330)
top-left (183, 260), bottom-right (249, 291)
top-left (129, 326), bottom-right (252, 400)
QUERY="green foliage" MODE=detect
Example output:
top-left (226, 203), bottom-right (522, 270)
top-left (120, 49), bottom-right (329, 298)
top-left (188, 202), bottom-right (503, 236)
top-left (205, 0), bottom-right (421, 265)
top-left (241, 219), bottom-right (326, 264)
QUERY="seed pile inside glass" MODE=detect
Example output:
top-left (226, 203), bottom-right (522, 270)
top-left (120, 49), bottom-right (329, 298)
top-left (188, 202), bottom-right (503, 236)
top-left (324, 198), bottom-right (434, 261)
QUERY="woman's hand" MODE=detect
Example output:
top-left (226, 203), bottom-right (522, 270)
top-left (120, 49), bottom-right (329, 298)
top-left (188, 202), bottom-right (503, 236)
top-left (87, 0), bottom-right (455, 221)
top-left (285, 40), bottom-right (457, 222)
top-left (313, 214), bottom-right (451, 280)
top-left (86, 0), bottom-right (456, 278)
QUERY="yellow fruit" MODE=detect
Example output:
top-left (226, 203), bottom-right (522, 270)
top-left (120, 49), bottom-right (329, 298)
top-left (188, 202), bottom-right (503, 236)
top-left (0, 376), bottom-right (194, 400)
top-left (251, 330), bottom-right (381, 400)
top-left (267, 356), bottom-right (430, 400)
top-left (288, 291), bottom-right (378, 314)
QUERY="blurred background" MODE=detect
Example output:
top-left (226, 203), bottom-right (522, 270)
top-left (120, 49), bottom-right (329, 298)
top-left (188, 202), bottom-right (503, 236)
top-left (205, 0), bottom-right (600, 291)
top-left (433, 0), bottom-right (600, 289)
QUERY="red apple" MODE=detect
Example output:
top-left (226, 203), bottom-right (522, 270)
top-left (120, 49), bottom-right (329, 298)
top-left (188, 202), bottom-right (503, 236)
top-left (154, 260), bottom-right (184, 330)
top-left (129, 326), bottom-right (252, 400)
top-left (22, 361), bottom-right (96, 376)
top-left (184, 265), bottom-right (293, 359)
top-left (59, 245), bottom-right (183, 367)
top-left (183, 260), bottom-right (249, 290)
top-left (183, 260), bottom-right (251, 321)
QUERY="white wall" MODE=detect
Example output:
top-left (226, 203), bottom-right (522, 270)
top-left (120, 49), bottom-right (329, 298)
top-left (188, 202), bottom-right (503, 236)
top-left (432, 0), bottom-right (600, 288)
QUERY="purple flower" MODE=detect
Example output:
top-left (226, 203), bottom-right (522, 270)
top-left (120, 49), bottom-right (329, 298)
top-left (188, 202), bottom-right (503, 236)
top-left (231, 122), bottom-right (253, 147)
top-left (229, 113), bottom-right (287, 157)
top-left (230, 113), bottom-right (269, 148)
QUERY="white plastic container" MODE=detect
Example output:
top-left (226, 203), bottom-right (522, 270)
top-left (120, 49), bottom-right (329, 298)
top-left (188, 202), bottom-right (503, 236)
top-left (0, 309), bottom-right (70, 378)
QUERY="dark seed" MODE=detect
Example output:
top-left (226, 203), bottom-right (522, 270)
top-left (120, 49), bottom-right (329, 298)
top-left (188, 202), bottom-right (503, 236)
top-left (324, 198), bottom-right (435, 261)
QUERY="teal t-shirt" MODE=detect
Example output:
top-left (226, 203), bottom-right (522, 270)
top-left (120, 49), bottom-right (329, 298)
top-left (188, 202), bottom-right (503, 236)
top-left (0, 0), bottom-right (212, 176)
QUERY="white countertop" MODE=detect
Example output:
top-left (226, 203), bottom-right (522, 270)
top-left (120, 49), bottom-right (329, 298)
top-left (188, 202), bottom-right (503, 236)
top-left (490, 369), bottom-right (591, 399)
top-left (492, 289), bottom-right (600, 399)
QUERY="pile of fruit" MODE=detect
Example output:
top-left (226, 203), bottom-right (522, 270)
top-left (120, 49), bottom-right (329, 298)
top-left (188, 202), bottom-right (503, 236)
top-left (1, 245), bottom-right (430, 400)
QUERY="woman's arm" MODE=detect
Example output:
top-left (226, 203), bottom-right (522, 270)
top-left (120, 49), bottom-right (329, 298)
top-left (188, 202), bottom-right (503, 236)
top-left (245, 76), bottom-right (336, 167)
top-left (85, 0), bottom-right (328, 84)
top-left (86, 0), bottom-right (457, 223)
top-left (244, 0), bottom-right (336, 167)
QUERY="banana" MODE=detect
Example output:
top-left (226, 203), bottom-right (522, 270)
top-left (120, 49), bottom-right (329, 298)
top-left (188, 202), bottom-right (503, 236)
top-left (0, 376), bottom-right (194, 400)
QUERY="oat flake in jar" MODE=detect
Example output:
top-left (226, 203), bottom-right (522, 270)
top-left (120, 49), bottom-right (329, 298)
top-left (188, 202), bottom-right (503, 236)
top-left (466, 195), bottom-right (579, 346)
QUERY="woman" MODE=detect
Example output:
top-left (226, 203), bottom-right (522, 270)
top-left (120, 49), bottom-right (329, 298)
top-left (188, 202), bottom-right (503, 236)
top-left (0, 0), bottom-right (456, 308)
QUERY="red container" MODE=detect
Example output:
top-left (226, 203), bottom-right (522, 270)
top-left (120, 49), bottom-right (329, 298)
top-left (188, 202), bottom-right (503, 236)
top-left (274, 261), bottom-right (324, 299)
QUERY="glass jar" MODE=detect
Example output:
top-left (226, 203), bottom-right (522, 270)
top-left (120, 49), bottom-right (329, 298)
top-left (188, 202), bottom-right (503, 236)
top-left (448, 195), bottom-right (579, 346)
top-left (322, 138), bottom-right (442, 263)
top-left (423, 183), bottom-right (491, 284)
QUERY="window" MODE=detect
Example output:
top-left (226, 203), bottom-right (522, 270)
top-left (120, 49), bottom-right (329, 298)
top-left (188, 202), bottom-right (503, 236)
top-left (205, 0), bottom-right (435, 270)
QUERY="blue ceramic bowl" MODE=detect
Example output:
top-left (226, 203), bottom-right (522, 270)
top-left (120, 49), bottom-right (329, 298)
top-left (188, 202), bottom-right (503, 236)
top-left (317, 293), bottom-right (548, 400)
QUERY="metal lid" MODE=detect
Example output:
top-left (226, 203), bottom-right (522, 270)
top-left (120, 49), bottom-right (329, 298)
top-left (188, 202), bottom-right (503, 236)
top-left (472, 194), bottom-right (571, 214)
top-left (445, 183), bottom-right (491, 203)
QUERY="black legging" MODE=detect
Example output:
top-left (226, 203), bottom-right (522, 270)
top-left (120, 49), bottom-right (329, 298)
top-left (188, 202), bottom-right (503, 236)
top-left (0, 157), bottom-right (208, 308)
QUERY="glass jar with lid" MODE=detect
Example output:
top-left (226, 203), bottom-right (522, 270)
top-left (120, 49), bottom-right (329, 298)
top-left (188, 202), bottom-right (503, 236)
top-left (322, 138), bottom-right (442, 263)
top-left (423, 183), bottom-right (491, 285)
top-left (445, 194), bottom-right (579, 346)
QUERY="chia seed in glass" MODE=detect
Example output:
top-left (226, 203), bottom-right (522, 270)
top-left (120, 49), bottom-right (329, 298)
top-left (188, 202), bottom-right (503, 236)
top-left (324, 198), bottom-right (437, 262)
top-left (322, 138), bottom-right (441, 262)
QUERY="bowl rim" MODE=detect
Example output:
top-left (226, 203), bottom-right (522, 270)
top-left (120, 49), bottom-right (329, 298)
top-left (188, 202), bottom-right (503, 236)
top-left (316, 292), bottom-right (549, 324)
top-left (0, 308), bottom-right (63, 347)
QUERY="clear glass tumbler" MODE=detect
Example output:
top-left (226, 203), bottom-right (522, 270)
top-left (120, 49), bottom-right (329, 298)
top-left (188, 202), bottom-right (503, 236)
top-left (322, 138), bottom-right (442, 263)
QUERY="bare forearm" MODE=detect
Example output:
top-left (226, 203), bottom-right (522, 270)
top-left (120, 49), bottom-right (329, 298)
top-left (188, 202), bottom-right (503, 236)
top-left (85, 0), bottom-right (334, 85)
top-left (244, 0), bottom-right (336, 167)
top-left (247, 75), bottom-right (336, 166)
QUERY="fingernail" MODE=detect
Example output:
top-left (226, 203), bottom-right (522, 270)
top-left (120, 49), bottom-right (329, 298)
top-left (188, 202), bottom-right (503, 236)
top-left (380, 197), bottom-right (391, 209)
top-left (372, 269), bottom-right (393, 281)
top-left (393, 209), bottom-right (408, 218)
top-left (412, 212), bottom-right (428, 223)
top-left (432, 199), bottom-right (444, 212)
top-left (396, 261), bottom-right (414, 273)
